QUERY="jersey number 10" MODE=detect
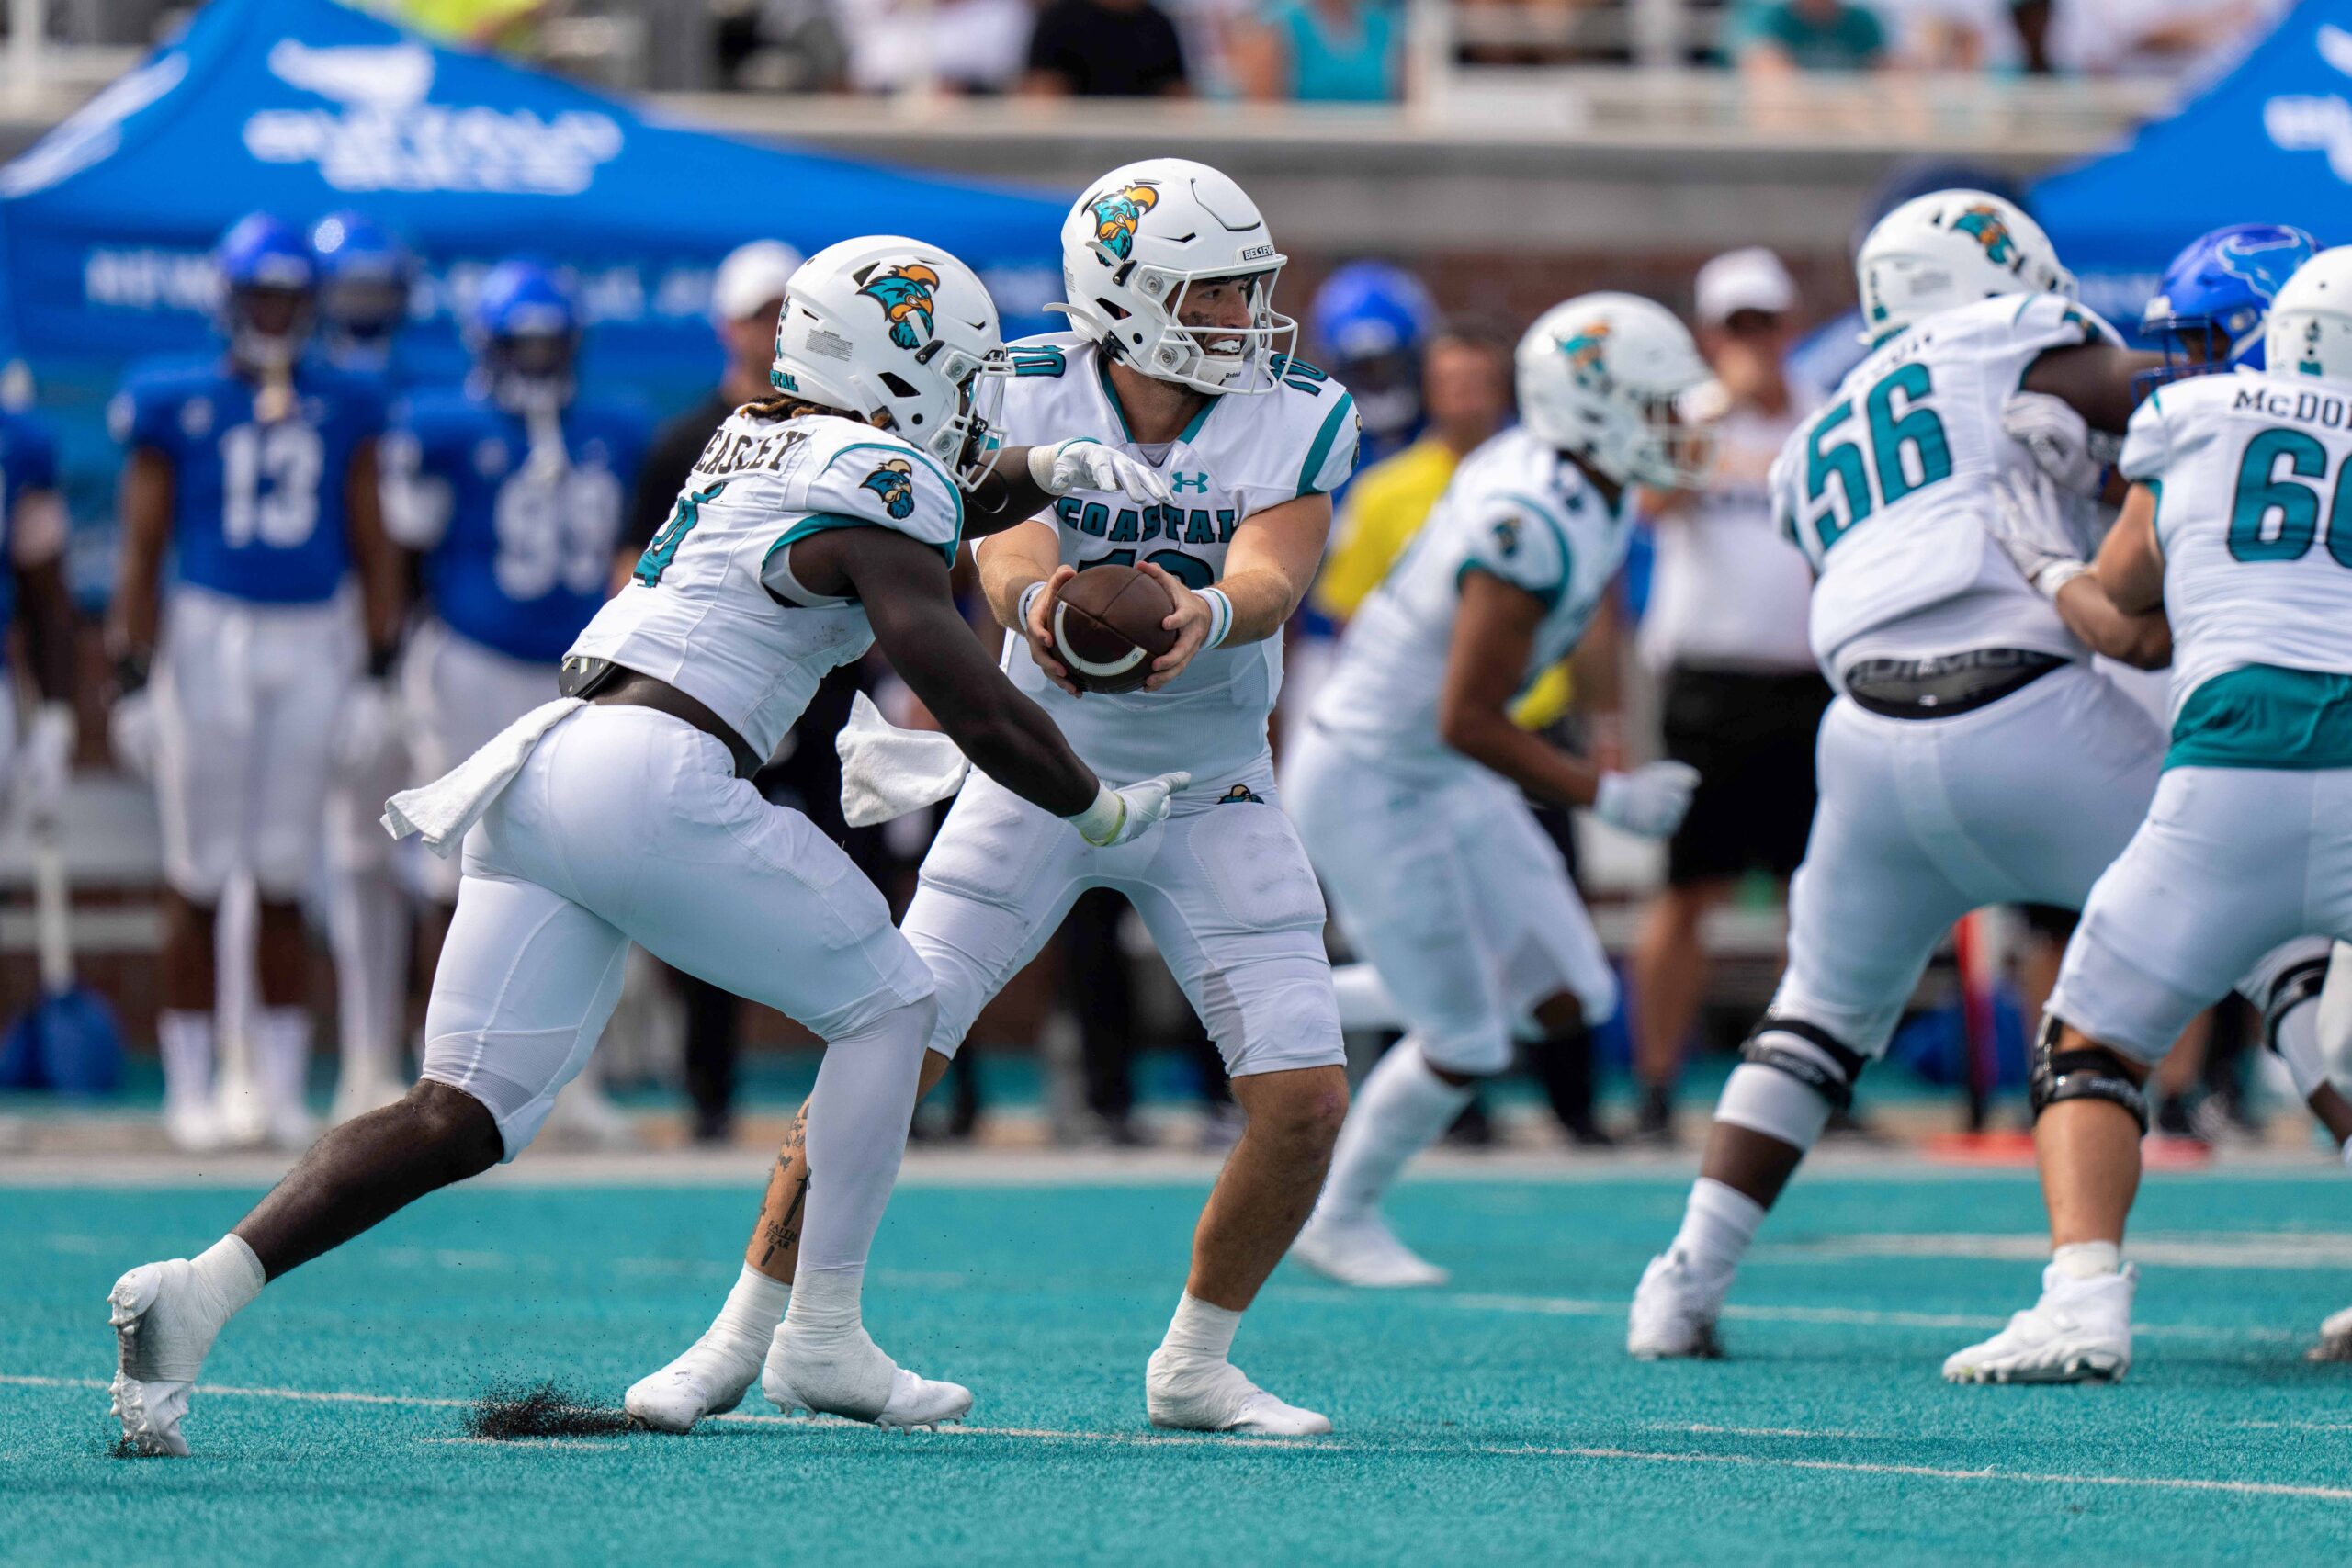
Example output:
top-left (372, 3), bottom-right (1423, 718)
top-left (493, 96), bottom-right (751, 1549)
top-left (1801, 363), bottom-right (1954, 554)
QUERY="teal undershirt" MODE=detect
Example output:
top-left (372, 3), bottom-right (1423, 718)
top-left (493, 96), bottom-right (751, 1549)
top-left (2165, 663), bottom-right (2352, 771)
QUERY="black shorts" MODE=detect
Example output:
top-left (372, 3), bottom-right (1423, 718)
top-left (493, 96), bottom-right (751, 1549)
top-left (1659, 664), bottom-right (1832, 887)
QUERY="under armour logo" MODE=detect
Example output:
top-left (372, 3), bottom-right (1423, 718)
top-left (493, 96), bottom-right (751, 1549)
top-left (1169, 471), bottom-right (1210, 493)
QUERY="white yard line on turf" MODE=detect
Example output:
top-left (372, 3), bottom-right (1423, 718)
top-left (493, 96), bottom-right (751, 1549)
top-left (16, 1374), bottom-right (2352, 1494)
top-left (1522, 1447), bottom-right (2352, 1503)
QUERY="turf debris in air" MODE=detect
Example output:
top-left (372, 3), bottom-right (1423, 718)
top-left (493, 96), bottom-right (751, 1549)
top-left (467, 1379), bottom-right (636, 1439)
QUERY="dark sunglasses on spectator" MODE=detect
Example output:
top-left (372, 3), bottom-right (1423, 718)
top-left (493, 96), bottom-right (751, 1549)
top-left (1720, 309), bottom-right (1787, 335)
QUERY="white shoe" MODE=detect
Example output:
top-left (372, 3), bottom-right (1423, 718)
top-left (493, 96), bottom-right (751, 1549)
top-left (328, 1070), bottom-right (407, 1128)
top-left (1291, 1211), bottom-right (1449, 1289)
top-left (2309, 1304), bottom-right (2352, 1363)
top-left (625, 1334), bottom-right (762, 1433)
top-left (1145, 1348), bottom-right (1331, 1436)
top-left (161, 1100), bottom-right (230, 1156)
top-left (1943, 1264), bottom-right (2135, 1383)
top-left (763, 1325), bottom-right (970, 1428)
top-left (1627, 1249), bottom-right (1727, 1359)
top-left (108, 1261), bottom-right (219, 1456)
top-left (263, 1100), bottom-right (318, 1153)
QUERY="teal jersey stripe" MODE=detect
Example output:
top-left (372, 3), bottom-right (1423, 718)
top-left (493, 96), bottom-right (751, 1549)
top-left (2166, 663), bottom-right (2352, 771)
top-left (1296, 391), bottom-right (1357, 497)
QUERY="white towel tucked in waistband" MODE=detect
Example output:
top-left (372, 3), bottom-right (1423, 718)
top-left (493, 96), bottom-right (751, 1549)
top-left (836, 690), bottom-right (971, 829)
top-left (381, 697), bottom-right (584, 855)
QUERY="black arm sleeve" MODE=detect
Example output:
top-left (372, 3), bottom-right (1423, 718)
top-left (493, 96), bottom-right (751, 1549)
top-left (840, 525), bottom-right (1099, 817)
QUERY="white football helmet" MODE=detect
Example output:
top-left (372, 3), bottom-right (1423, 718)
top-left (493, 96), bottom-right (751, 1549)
top-left (1052, 158), bottom-right (1297, 395)
top-left (2267, 247), bottom-right (2352, 382)
top-left (770, 235), bottom-right (1006, 488)
top-left (1517, 293), bottom-right (1715, 490)
top-left (1856, 190), bottom-right (2075, 344)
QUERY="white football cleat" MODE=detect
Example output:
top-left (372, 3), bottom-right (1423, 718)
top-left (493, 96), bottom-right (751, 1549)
top-left (624, 1334), bottom-right (762, 1434)
top-left (1145, 1348), bottom-right (1331, 1436)
top-left (538, 1079), bottom-right (639, 1151)
top-left (763, 1326), bottom-right (970, 1428)
top-left (1291, 1211), bottom-right (1449, 1289)
top-left (160, 1100), bottom-right (230, 1156)
top-left (1943, 1263), bottom-right (2136, 1383)
top-left (1627, 1249), bottom-right (1727, 1360)
top-left (2308, 1304), bottom-right (2352, 1363)
top-left (108, 1261), bottom-right (219, 1457)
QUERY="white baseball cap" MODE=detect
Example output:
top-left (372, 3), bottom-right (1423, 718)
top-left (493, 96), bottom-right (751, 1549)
top-left (712, 239), bottom-right (803, 322)
top-left (1694, 246), bottom-right (1798, 327)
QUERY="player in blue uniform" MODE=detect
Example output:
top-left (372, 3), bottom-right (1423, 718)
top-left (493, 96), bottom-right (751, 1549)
top-left (382, 258), bottom-right (648, 1139)
top-left (107, 212), bottom-right (404, 1152)
top-left (308, 210), bottom-right (425, 1124)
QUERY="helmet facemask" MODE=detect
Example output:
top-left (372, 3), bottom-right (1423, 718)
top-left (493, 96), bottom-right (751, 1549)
top-left (225, 284), bottom-right (312, 375)
top-left (1622, 384), bottom-right (1720, 490)
top-left (901, 345), bottom-right (1010, 490)
top-left (1070, 257), bottom-right (1298, 396)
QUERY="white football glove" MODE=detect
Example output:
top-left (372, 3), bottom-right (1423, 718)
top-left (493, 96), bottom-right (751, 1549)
top-left (1071, 771), bottom-right (1190, 848)
top-left (1028, 437), bottom-right (1175, 507)
top-left (108, 690), bottom-right (158, 782)
top-left (2002, 391), bottom-right (2120, 498)
top-left (14, 702), bottom-right (73, 825)
top-left (1592, 761), bottom-right (1700, 839)
top-left (1985, 469), bottom-right (2089, 600)
top-left (334, 679), bottom-right (401, 776)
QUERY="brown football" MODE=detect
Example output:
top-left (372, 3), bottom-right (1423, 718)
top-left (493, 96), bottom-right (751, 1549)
top-left (1051, 563), bottom-right (1178, 694)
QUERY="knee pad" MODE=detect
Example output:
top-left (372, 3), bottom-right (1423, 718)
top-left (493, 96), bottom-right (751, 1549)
top-left (2259, 953), bottom-right (2329, 1055)
top-left (1738, 1014), bottom-right (1865, 1114)
top-left (2028, 1015), bottom-right (2149, 1133)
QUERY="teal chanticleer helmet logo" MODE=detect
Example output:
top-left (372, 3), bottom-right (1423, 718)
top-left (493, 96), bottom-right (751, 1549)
top-left (1085, 182), bottom-right (1161, 262)
top-left (1951, 203), bottom-right (2018, 266)
top-left (862, 457), bottom-right (917, 519)
top-left (858, 264), bottom-right (941, 351)
top-left (1560, 320), bottom-right (1612, 391)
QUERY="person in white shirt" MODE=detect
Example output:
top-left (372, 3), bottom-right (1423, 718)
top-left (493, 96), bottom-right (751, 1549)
top-left (1627, 247), bottom-right (1831, 1143)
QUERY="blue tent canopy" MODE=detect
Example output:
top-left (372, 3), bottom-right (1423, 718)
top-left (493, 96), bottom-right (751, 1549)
top-left (2034, 0), bottom-right (2352, 324)
top-left (0, 0), bottom-right (1068, 537)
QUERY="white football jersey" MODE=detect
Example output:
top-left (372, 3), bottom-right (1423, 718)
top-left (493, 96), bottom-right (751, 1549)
top-left (989, 333), bottom-right (1360, 783)
top-left (1771, 292), bottom-right (2119, 686)
top-left (2119, 368), bottom-right (2352, 732)
top-left (1308, 426), bottom-right (1634, 778)
top-left (571, 408), bottom-right (961, 761)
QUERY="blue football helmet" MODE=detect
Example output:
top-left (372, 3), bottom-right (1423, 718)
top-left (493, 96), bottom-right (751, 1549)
top-left (310, 211), bottom-right (414, 363)
top-left (468, 258), bottom-right (579, 413)
top-left (215, 212), bottom-right (315, 371)
top-left (2142, 223), bottom-right (2317, 380)
top-left (1311, 261), bottom-right (1435, 448)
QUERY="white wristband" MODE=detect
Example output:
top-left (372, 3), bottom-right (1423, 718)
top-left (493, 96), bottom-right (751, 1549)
top-left (2035, 559), bottom-right (2089, 600)
top-left (1068, 781), bottom-right (1124, 844)
top-left (1200, 587), bottom-right (1234, 650)
top-left (1019, 581), bottom-right (1046, 627)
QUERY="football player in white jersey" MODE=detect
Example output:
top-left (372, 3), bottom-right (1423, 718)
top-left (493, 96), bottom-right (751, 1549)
top-left (1283, 294), bottom-right (1710, 1287)
top-left (630, 158), bottom-right (1361, 1438)
top-left (105, 236), bottom-right (1185, 1457)
top-left (1624, 191), bottom-right (2334, 1361)
top-left (1941, 249), bottom-right (2352, 1382)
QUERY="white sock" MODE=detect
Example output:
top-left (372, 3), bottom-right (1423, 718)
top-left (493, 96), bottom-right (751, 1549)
top-left (157, 1010), bottom-right (216, 1112)
top-left (1331, 964), bottom-right (1403, 1032)
top-left (1159, 1292), bottom-right (1240, 1361)
top-left (795, 998), bottom-right (932, 1273)
top-left (2051, 1240), bottom-right (2121, 1280)
top-left (189, 1234), bottom-right (266, 1329)
top-left (710, 1264), bottom-right (789, 1356)
top-left (1318, 1036), bottom-right (1474, 1222)
top-left (783, 1264), bottom-right (863, 1342)
top-left (253, 1007), bottom-right (312, 1114)
top-left (1669, 1177), bottom-right (1766, 1280)
top-left (328, 870), bottom-right (407, 1085)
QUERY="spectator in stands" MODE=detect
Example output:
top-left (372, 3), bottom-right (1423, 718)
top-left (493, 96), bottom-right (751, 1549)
top-left (2048, 0), bottom-right (2278, 77)
top-left (843, 0), bottom-right (1034, 94)
top-left (1626, 248), bottom-right (1829, 1144)
top-left (1023, 0), bottom-right (1193, 96)
top-left (1733, 0), bottom-right (1892, 72)
top-left (1234, 0), bottom-right (1406, 100)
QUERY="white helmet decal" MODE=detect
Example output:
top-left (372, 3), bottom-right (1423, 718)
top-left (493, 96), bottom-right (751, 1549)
top-left (769, 235), bottom-right (1008, 489)
top-left (1053, 157), bottom-right (1299, 396)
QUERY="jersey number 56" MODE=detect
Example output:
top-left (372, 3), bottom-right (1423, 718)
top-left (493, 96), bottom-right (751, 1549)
top-left (1798, 363), bottom-right (1954, 556)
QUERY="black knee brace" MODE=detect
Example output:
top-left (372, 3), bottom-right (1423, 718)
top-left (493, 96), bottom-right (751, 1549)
top-left (1740, 1015), bottom-right (1867, 1114)
top-left (2262, 955), bottom-right (2330, 1056)
top-left (2028, 1015), bottom-right (2149, 1132)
